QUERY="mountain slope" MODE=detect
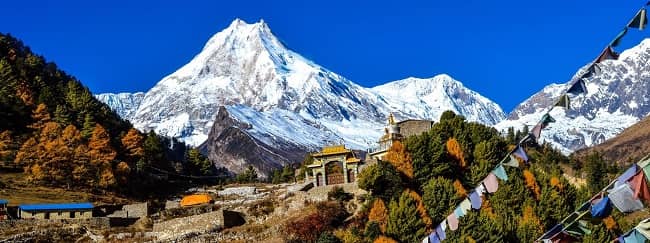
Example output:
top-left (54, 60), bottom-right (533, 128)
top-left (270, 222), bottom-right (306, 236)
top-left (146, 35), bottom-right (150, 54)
top-left (574, 114), bottom-right (650, 164)
top-left (497, 39), bottom-right (650, 154)
top-left (94, 92), bottom-right (144, 121)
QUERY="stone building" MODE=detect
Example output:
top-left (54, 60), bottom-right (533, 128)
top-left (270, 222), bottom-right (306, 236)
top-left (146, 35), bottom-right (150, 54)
top-left (368, 114), bottom-right (434, 160)
top-left (18, 202), bottom-right (93, 219)
top-left (306, 145), bottom-right (362, 187)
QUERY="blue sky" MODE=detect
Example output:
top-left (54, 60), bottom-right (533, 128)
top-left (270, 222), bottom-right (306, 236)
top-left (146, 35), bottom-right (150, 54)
top-left (2, 0), bottom-right (648, 112)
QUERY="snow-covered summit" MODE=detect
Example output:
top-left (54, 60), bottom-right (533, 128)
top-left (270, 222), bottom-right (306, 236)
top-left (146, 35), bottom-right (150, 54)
top-left (94, 92), bottom-right (145, 121)
top-left (372, 74), bottom-right (506, 125)
top-left (103, 19), bottom-right (506, 149)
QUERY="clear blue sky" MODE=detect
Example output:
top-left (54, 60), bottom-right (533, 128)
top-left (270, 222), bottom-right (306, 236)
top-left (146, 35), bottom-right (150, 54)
top-left (2, 0), bottom-right (648, 112)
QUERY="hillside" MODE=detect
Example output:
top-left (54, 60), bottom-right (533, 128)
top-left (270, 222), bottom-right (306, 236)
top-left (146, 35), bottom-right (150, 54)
top-left (574, 114), bottom-right (650, 164)
top-left (0, 33), bottom-right (197, 196)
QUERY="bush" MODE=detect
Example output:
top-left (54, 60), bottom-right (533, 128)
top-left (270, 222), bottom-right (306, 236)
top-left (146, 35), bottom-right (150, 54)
top-left (317, 231), bottom-right (342, 243)
top-left (285, 201), bottom-right (349, 242)
top-left (328, 186), bottom-right (353, 202)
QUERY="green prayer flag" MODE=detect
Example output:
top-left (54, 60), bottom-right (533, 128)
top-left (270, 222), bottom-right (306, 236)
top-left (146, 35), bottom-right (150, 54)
top-left (565, 220), bottom-right (592, 237)
top-left (541, 113), bottom-right (556, 126)
top-left (554, 94), bottom-right (570, 109)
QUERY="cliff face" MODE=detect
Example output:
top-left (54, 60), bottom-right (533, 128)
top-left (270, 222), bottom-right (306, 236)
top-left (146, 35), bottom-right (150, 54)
top-left (199, 106), bottom-right (308, 178)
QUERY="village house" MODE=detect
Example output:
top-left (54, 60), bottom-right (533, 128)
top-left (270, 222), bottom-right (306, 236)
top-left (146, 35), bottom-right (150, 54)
top-left (18, 202), bottom-right (93, 220)
top-left (0, 199), bottom-right (7, 220)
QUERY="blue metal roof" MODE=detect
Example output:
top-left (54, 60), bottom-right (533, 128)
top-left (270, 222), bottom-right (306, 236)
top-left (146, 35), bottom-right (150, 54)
top-left (0, 199), bottom-right (7, 205)
top-left (19, 202), bottom-right (93, 211)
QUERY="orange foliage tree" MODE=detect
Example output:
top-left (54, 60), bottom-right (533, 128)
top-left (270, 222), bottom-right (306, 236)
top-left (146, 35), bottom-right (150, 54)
top-left (28, 103), bottom-right (51, 131)
top-left (406, 189), bottom-right (433, 230)
top-left (374, 235), bottom-right (398, 243)
top-left (446, 138), bottom-right (467, 170)
top-left (121, 128), bottom-right (144, 160)
top-left (453, 179), bottom-right (467, 197)
top-left (523, 170), bottom-right (541, 200)
top-left (88, 124), bottom-right (117, 188)
top-left (368, 198), bottom-right (389, 233)
top-left (384, 141), bottom-right (414, 179)
top-left (0, 130), bottom-right (12, 160)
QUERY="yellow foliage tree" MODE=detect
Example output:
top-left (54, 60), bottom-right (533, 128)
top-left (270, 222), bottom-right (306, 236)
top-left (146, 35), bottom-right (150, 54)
top-left (446, 138), bottom-right (466, 170)
top-left (0, 130), bottom-right (12, 160)
top-left (15, 137), bottom-right (37, 166)
top-left (88, 124), bottom-right (116, 166)
top-left (28, 103), bottom-right (51, 131)
top-left (373, 235), bottom-right (398, 243)
top-left (121, 128), bottom-right (144, 159)
top-left (549, 176), bottom-right (564, 192)
top-left (523, 170), bottom-right (541, 200)
top-left (368, 198), bottom-right (389, 233)
top-left (384, 141), bottom-right (414, 179)
top-left (603, 216), bottom-right (618, 230)
top-left (115, 161), bottom-right (131, 185)
top-left (406, 189), bottom-right (433, 230)
top-left (453, 179), bottom-right (467, 197)
top-left (520, 205), bottom-right (543, 232)
top-left (99, 167), bottom-right (116, 189)
top-left (482, 198), bottom-right (496, 219)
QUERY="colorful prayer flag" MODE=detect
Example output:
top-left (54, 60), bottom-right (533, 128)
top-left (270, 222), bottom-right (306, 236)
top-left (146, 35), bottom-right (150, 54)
top-left (493, 164), bottom-right (509, 181)
top-left (629, 8), bottom-right (648, 30)
top-left (596, 46), bottom-right (620, 63)
top-left (512, 145), bottom-right (529, 163)
top-left (503, 155), bottom-right (520, 168)
top-left (607, 183), bottom-right (644, 213)
top-left (567, 79), bottom-right (587, 95)
top-left (483, 173), bottom-right (499, 193)
top-left (590, 196), bottom-right (613, 218)
top-left (629, 171), bottom-right (650, 203)
top-left (436, 222), bottom-right (446, 241)
top-left (447, 213), bottom-right (459, 231)
top-left (531, 123), bottom-right (543, 142)
top-left (555, 94), bottom-right (570, 109)
top-left (469, 191), bottom-right (482, 209)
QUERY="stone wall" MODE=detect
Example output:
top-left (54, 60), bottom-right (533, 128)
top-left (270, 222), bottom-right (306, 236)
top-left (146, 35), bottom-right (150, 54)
top-left (108, 202), bottom-right (148, 218)
top-left (398, 120), bottom-right (434, 138)
top-left (152, 209), bottom-right (245, 241)
top-left (0, 217), bottom-right (110, 236)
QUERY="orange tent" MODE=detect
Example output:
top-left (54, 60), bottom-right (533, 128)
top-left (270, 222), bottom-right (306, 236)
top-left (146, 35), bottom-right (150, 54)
top-left (180, 194), bottom-right (213, 207)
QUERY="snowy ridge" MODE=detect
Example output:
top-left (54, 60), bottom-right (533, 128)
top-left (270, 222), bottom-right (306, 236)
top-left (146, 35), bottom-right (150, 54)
top-left (498, 38), bottom-right (650, 154)
top-left (372, 75), bottom-right (506, 125)
top-left (115, 19), bottom-right (505, 149)
top-left (94, 92), bottom-right (145, 121)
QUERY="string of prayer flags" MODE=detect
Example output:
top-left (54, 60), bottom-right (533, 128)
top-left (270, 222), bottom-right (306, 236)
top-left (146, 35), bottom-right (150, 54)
top-left (596, 46), bottom-right (620, 63)
top-left (567, 79), bottom-right (587, 95)
top-left (554, 94), bottom-right (571, 109)
top-left (628, 8), bottom-right (648, 30)
top-left (512, 145), bottom-right (529, 163)
top-left (531, 114), bottom-right (556, 141)
top-left (611, 28), bottom-right (629, 47)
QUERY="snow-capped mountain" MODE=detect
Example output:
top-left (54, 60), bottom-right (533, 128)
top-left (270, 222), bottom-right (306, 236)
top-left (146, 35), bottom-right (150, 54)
top-left (94, 92), bottom-right (145, 121)
top-left (497, 39), bottom-right (650, 154)
top-left (372, 75), bottom-right (505, 125)
top-left (123, 19), bottom-right (504, 147)
top-left (97, 19), bottom-right (506, 176)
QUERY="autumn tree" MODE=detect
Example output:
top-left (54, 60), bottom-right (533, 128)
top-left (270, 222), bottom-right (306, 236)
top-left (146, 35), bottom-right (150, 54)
top-left (0, 130), bottom-right (12, 161)
top-left (383, 141), bottom-right (414, 180)
top-left (447, 137), bottom-right (467, 170)
top-left (88, 124), bottom-right (116, 188)
top-left (121, 128), bottom-right (144, 160)
top-left (368, 198), bottom-right (388, 233)
top-left (28, 103), bottom-right (51, 131)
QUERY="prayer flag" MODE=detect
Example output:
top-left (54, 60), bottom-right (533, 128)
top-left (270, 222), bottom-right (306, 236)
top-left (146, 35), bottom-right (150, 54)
top-left (629, 8), bottom-right (648, 30)
top-left (512, 145), bottom-right (529, 163)
top-left (493, 164), bottom-right (509, 181)
top-left (596, 46), bottom-right (620, 63)
top-left (555, 94), bottom-right (570, 110)
top-left (567, 79), bottom-right (587, 95)
top-left (503, 155), bottom-right (520, 168)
